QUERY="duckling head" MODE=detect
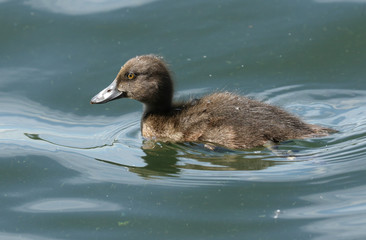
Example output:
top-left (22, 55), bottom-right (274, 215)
top-left (91, 55), bottom-right (173, 112)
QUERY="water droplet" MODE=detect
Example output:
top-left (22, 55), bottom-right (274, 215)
top-left (274, 209), bottom-right (281, 219)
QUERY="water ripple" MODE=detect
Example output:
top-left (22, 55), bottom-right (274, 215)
top-left (1, 88), bottom-right (366, 186)
top-left (24, 0), bottom-right (159, 15)
top-left (14, 198), bottom-right (122, 213)
top-left (282, 184), bottom-right (366, 240)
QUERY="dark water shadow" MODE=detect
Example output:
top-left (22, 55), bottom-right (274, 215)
top-left (93, 140), bottom-right (300, 179)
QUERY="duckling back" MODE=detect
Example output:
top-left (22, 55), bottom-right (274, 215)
top-left (142, 92), bottom-right (333, 149)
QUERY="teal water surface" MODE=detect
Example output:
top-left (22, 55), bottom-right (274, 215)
top-left (1, 0), bottom-right (366, 239)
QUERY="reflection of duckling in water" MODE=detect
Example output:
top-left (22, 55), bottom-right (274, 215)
top-left (91, 55), bottom-right (335, 150)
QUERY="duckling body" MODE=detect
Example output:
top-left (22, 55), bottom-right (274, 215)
top-left (91, 55), bottom-right (333, 149)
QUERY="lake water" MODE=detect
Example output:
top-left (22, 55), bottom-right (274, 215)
top-left (1, 0), bottom-right (366, 239)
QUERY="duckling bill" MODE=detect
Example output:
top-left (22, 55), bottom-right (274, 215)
top-left (91, 54), bottom-right (334, 150)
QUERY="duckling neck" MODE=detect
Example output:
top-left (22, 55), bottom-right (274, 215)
top-left (142, 102), bottom-right (173, 116)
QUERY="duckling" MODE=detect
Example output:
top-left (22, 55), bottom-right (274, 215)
top-left (91, 54), bottom-right (334, 149)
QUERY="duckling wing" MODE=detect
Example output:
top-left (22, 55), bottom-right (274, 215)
top-left (182, 92), bottom-right (318, 149)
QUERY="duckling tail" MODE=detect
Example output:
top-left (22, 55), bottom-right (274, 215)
top-left (307, 124), bottom-right (338, 137)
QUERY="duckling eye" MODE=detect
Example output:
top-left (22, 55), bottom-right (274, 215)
top-left (127, 72), bottom-right (135, 80)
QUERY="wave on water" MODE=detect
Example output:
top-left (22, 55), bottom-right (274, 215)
top-left (1, 86), bottom-right (366, 186)
top-left (23, 0), bottom-right (159, 15)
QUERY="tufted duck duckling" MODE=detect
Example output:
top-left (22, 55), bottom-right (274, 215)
top-left (91, 55), bottom-right (334, 149)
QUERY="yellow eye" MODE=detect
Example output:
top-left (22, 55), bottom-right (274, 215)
top-left (127, 72), bottom-right (135, 80)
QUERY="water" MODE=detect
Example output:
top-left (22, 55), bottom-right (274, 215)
top-left (1, 0), bottom-right (366, 239)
